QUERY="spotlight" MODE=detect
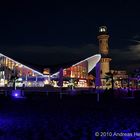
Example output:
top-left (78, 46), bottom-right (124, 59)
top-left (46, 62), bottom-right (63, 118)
top-left (15, 93), bottom-right (18, 97)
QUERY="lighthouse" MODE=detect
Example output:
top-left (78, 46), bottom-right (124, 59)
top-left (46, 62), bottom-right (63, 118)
top-left (97, 26), bottom-right (111, 81)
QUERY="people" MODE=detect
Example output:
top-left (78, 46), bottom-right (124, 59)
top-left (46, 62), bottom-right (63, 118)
top-left (21, 83), bottom-right (25, 96)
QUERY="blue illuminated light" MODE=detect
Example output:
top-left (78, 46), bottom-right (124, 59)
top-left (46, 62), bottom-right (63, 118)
top-left (12, 90), bottom-right (21, 98)
top-left (11, 90), bottom-right (26, 99)
top-left (15, 93), bottom-right (18, 97)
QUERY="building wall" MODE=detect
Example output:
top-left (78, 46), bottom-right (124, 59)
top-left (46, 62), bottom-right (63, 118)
top-left (98, 35), bottom-right (109, 55)
top-left (63, 61), bottom-right (88, 79)
top-left (0, 54), bottom-right (45, 87)
top-left (100, 58), bottom-right (111, 79)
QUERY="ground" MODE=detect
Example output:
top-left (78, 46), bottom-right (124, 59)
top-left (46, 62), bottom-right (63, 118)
top-left (0, 92), bottom-right (139, 140)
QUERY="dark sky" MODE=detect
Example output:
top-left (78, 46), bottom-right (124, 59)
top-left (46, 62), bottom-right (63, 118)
top-left (0, 0), bottom-right (140, 72)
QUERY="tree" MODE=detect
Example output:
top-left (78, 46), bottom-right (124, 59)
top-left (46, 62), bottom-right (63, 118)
top-left (10, 70), bottom-right (19, 90)
top-left (105, 72), bottom-right (114, 90)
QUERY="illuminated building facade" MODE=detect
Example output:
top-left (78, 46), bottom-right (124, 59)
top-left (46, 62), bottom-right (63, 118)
top-left (0, 52), bottom-right (101, 88)
top-left (0, 53), bottom-right (48, 87)
top-left (52, 54), bottom-right (101, 87)
top-left (110, 70), bottom-right (128, 88)
top-left (63, 61), bottom-right (88, 79)
top-left (63, 61), bottom-right (88, 87)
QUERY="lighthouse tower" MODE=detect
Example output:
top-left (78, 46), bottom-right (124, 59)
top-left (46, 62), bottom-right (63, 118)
top-left (97, 26), bottom-right (111, 80)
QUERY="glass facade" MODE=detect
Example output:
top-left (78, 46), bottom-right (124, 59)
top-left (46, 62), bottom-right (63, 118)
top-left (62, 61), bottom-right (88, 87)
top-left (63, 61), bottom-right (88, 79)
top-left (0, 53), bottom-right (101, 88)
top-left (0, 53), bottom-right (48, 87)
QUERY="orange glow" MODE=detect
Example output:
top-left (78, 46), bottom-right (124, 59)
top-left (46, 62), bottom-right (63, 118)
top-left (63, 61), bottom-right (88, 79)
top-left (43, 68), bottom-right (50, 75)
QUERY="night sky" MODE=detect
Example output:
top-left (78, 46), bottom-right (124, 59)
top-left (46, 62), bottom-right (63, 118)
top-left (0, 1), bottom-right (140, 72)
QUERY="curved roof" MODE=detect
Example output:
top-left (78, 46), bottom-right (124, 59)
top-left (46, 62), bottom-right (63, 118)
top-left (0, 53), bottom-right (44, 76)
top-left (72, 54), bottom-right (101, 73)
top-left (51, 54), bottom-right (101, 77)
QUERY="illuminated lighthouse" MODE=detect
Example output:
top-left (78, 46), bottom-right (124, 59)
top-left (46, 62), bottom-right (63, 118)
top-left (97, 26), bottom-right (111, 81)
